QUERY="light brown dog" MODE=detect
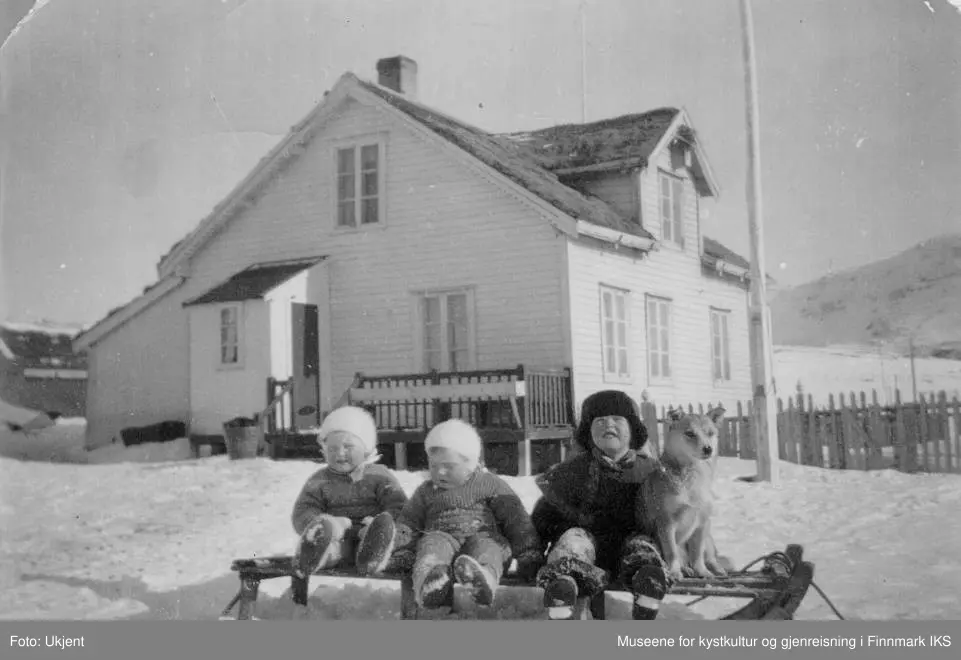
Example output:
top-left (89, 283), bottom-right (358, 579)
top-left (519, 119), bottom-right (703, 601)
top-left (636, 405), bottom-right (728, 581)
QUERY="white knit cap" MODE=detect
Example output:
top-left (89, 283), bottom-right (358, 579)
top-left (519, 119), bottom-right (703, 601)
top-left (318, 406), bottom-right (378, 456)
top-left (424, 419), bottom-right (483, 469)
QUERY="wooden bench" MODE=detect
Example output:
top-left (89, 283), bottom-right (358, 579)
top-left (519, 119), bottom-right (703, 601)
top-left (221, 544), bottom-right (814, 621)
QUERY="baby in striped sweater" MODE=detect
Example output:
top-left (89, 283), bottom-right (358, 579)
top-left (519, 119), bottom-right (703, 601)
top-left (391, 419), bottom-right (544, 609)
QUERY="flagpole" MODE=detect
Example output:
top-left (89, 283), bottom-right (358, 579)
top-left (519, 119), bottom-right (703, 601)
top-left (580, 0), bottom-right (587, 122)
top-left (739, 0), bottom-right (779, 485)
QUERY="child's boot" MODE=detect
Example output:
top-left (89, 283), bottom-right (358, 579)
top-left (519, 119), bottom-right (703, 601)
top-left (355, 512), bottom-right (397, 577)
top-left (453, 555), bottom-right (498, 607)
top-left (414, 564), bottom-right (453, 609)
top-left (293, 515), bottom-right (350, 578)
top-left (541, 574), bottom-right (579, 620)
top-left (631, 564), bottom-right (668, 620)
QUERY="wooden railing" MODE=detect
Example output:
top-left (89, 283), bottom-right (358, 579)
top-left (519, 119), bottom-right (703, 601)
top-left (263, 377), bottom-right (294, 433)
top-left (346, 365), bottom-right (576, 434)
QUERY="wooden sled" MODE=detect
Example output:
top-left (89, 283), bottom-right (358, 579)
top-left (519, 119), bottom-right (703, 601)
top-left (220, 544), bottom-right (814, 621)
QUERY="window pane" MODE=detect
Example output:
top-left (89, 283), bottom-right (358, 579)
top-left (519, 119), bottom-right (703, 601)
top-left (615, 293), bottom-right (626, 321)
top-left (605, 319), bottom-right (614, 345)
top-left (337, 148), bottom-right (354, 175)
top-left (361, 144), bottom-right (378, 170)
top-left (650, 352), bottom-right (660, 378)
top-left (425, 350), bottom-right (442, 372)
top-left (660, 328), bottom-right (670, 353)
top-left (602, 291), bottom-right (612, 320)
top-left (647, 322), bottom-right (658, 352)
top-left (447, 294), bottom-right (467, 324)
top-left (606, 346), bottom-right (616, 373)
top-left (661, 353), bottom-right (671, 378)
top-left (361, 198), bottom-right (378, 224)
top-left (450, 348), bottom-right (469, 372)
top-left (337, 202), bottom-right (355, 227)
top-left (617, 348), bottom-right (629, 374)
top-left (337, 172), bottom-right (355, 200)
top-left (616, 321), bottom-right (626, 346)
top-left (361, 171), bottom-right (378, 197)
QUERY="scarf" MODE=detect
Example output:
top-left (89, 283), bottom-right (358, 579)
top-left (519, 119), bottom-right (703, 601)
top-left (329, 452), bottom-right (383, 483)
top-left (584, 446), bottom-right (638, 509)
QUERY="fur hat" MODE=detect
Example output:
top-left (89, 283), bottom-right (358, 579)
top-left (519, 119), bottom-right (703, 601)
top-left (317, 406), bottom-right (378, 456)
top-left (574, 389), bottom-right (649, 454)
top-left (424, 419), bottom-right (483, 470)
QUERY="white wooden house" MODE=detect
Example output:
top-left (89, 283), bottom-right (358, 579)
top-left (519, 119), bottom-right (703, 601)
top-left (74, 55), bottom-right (754, 465)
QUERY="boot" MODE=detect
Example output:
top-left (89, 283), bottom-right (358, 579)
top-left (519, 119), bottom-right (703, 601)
top-left (416, 564), bottom-right (453, 609)
top-left (293, 517), bottom-right (337, 578)
top-left (542, 574), bottom-right (579, 620)
top-left (631, 564), bottom-right (668, 620)
top-left (453, 555), bottom-right (498, 607)
top-left (355, 513), bottom-right (397, 577)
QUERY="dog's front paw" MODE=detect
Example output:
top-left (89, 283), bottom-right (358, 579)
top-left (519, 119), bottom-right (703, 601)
top-left (691, 562), bottom-right (714, 579)
top-left (706, 561), bottom-right (728, 577)
top-left (666, 561), bottom-right (685, 581)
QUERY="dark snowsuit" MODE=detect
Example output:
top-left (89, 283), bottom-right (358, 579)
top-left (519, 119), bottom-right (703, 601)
top-left (531, 390), bottom-right (668, 598)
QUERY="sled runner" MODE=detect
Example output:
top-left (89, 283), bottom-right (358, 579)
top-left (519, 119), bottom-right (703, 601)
top-left (220, 543), bottom-right (814, 621)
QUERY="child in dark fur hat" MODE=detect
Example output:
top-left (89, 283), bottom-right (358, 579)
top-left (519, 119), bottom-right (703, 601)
top-left (531, 389), bottom-right (670, 620)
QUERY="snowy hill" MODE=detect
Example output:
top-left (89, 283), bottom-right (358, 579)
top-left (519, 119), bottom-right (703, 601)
top-left (2, 421), bottom-right (960, 620)
top-left (769, 234), bottom-right (961, 359)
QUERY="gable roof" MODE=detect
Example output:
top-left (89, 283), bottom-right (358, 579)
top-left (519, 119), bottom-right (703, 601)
top-left (354, 78), bottom-right (650, 240)
top-left (182, 258), bottom-right (323, 307)
top-left (498, 108), bottom-right (678, 173)
top-left (81, 64), bottom-right (750, 349)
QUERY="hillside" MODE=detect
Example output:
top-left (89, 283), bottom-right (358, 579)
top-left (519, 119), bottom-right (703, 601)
top-left (769, 234), bottom-right (961, 359)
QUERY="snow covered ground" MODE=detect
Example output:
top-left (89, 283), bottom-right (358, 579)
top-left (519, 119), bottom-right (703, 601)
top-left (774, 345), bottom-right (961, 406)
top-left (1, 420), bottom-right (960, 621)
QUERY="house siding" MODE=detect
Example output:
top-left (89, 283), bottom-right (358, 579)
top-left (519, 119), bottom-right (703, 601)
top-left (567, 145), bottom-right (750, 414)
top-left (83, 291), bottom-right (190, 450)
top-left (569, 172), bottom-right (639, 224)
top-left (179, 97), bottom-right (568, 414)
top-left (188, 300), bottom-right (271, 435)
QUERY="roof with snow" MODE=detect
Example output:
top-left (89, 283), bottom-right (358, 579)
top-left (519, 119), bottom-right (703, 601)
top-left (182, 258), bottom-right (323, 307)
top-left (0, 321), bottom-right (88, 370)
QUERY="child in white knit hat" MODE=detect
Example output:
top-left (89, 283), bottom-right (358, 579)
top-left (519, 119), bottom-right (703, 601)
top-left (390, 419), bottom-right (544, 609)
top-left (291, 406), bottom-right (408, 578)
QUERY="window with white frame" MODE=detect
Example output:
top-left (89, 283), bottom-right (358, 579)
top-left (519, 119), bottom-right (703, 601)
top-left (219, 305), bottom-right (241, 366)
top-left (710, 307), bottom-right (732, 383)
top-left (599, 285), bottom-right (631, 381)
top-left (646, 295), bottom-right (672, 381)
top-left (659, 171), bottom-right (684, 245)
top-left (336, 142), bottom-right (383, 228)
top-left (420, 289), bottom-right (474, 372)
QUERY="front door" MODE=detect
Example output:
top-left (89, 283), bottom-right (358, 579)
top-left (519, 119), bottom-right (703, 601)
top-left (290, 302), bottom-right (321, 430)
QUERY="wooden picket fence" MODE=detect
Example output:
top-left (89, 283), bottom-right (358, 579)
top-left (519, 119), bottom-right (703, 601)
top-left (641, 389), bottom-right (961, 475)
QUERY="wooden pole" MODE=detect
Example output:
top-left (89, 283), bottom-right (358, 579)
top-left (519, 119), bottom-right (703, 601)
top-left (909, 337), bottom-right (918, 403)
top-left (579, 0), bottom-right (588, 122)
top-left (738, 0), bottom-right (779, 485)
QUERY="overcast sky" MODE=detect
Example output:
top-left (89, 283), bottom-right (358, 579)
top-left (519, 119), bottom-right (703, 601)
top-left (1, 0), bottom-right (959, 326)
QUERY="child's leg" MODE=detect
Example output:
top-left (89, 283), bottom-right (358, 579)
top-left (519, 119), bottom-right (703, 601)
top-left (411, 531), bottom-right (460, 609)
top-left (535, 527), bottom-right (609, 617)
top-left (619, 533), bottom-right (671, 621)
top-left (293, 515), bottom-right (354, 578)
top-left (452, 532), bottom-right (511, 606)
top-left (355, 512), bottom-right (398, 577)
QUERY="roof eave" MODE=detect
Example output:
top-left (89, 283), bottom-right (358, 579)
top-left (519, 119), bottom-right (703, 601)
top-left (73, 276), bottom-right (186, 352)
top-left (575, 221), bottom-right (655, 251)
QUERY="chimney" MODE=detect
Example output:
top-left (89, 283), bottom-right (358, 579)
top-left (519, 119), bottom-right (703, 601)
top-left (376, 56), bottom-right (418, 100)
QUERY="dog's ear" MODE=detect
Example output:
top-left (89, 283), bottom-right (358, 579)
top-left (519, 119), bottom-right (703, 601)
top-left (707, 405), bottom-right (726, 425)
top-left (666, 407), bottom-right (684, 423)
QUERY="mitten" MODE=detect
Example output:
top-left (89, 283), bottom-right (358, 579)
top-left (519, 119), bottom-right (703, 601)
top-left (514, 550), bottom-right (545, 582)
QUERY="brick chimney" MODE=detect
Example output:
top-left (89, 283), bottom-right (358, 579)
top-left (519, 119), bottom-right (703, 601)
top-left (376, 56), bottom-right (418, 100)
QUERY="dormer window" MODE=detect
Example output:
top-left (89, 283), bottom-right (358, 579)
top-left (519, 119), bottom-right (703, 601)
top-left (659, 170), bottom-right (684, 246)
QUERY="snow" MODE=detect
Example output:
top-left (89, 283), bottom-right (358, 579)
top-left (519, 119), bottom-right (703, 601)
top-left (0, 320), bottom-right (84, 337)
top-left (774, 345), bottom-right (961, 406)
top-left (1, 420), bottom-right (960, 621)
